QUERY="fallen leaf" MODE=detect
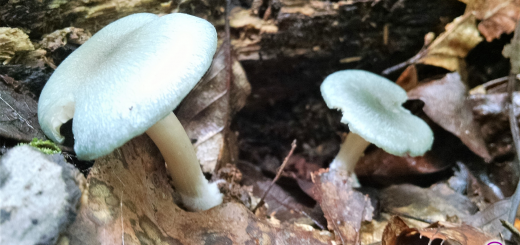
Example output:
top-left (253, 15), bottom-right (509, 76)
top-left (395, 14), bottom-right (483, 72)
top-left (360, 214), bottom-right (399, 245)
top-left (0, 75), bottom-right (45, 142)
top-left (312, 169), bottom-right (374, 245)
top-left (236, 160), bottom-right (326, 228)
top-left (355, 147), bottom-right (451, 185)
top-left (419, 222), bottom-right (496, 245)
top-left (380, 183), bottom-right (478, 223)
top-left (396, 65), bottom-right (419, 91)
top-left (381, 216), bottom-right (410, 245)
top-left (408, 72), bottom-right (492, 161)
top-left (382, 216), bottom-right (495, 245)
top-left (177, 44), bottom-right (251, 173)
top-left (63, 135), bottom-right (333, 244)
top-left (462, 0), bottom-right (520, 42)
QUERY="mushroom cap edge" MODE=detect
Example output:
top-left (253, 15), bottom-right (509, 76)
top-left (320, 69), bottom-right (434, 157)
top-left (37, 13), bottom-right (218, 160)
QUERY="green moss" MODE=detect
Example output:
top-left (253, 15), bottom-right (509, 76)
top-left (19, 138), bottom-right (61, 155)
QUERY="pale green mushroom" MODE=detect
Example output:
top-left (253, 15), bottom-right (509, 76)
top-left (38, 13), bottom-right (222, 211)
top-left (321, 70), bottom-right (434, 176)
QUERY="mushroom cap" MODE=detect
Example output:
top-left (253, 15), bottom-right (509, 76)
top-left (321, 70), bottom-right (433, 156)
top-left (38, 13), bottom-right (217, 160)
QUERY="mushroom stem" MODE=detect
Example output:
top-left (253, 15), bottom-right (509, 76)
top-left (329, 132), bottom-right (370, 172)
top-left (146, 112), bottom-right (222, 211)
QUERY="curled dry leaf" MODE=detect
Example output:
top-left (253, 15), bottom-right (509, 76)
top-left (395, 65), bottom-right (419, 92)
top-left (312, 169), bottom-right (374, 245)
top-left (63, 135), bottom-right (333, 244)
top-left (0, 75), bottom-right (45, 142)
top-left (408, 72), bottom-right (492, 161)
top-left (177, 44), bottom-right (251, 173)
top-left (382, 216), bottom-right (495, 245)
top-left (381, 216), bottom-right (410, 245)
top-left (462, 0), bottom-right (520, 42)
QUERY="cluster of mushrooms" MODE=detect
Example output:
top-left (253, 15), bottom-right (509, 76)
top-left (38, 13), bottom-right (433, 212)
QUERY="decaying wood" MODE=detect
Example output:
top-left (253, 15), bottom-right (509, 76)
top-left (63, 135), bottom-right (333, 244)
top-left (2, 0), bottom-right (465, 101)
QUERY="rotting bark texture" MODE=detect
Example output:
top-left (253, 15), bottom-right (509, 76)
top-left (235, 0), bottom-right (467, 107)
top-left (0, 76), bottom-right (45, 142)
top-left (63, 135), bottom-right (333, 245)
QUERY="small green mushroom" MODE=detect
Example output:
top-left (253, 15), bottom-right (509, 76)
top-left (38, 13), bottom-right (222, 211)
top-left (321, 70), bottom-right (434, 176)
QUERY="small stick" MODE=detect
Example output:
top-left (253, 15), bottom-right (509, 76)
top-left (501, 219), bottom-right (520, 239)
top-left (506, 17), bottom-right (520, 231)
top-left (252, 140), bottom-right (297, 213)
top-left (0, 94), bottom-right (33, 129)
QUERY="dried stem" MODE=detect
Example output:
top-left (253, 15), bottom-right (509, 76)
top-left (252, 140), bottom-right (297, 213)
top-left (506, 17), bottom-right (520, 234)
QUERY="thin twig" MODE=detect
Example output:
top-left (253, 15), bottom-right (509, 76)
top-left (252, 140), bottom-right (297, 213)
top-left (0, 94), bottom-right (33, 129)
top-left (225, 0), bottom-right (232, 93)
top-left (501, 219), bottom-right (520, 239)
top-left (506, 17), bottom-right (520, 235)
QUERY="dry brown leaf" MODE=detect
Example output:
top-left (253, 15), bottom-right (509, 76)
top-left (418, 14), bottom-right (482, 71)
top-left (408, 72), bottom-right (492, 161)
top-left (462, 0), bottom-right (520, 42)
top-left (419, 222), bottom-right (496, 245)
top-left (177, 44), bottom-right (251, 173)
top-left (236, 160), bottom-right (326, 228)
top-left (0, 75), bottom-right (45, 142)
top-left (312, 169), bottom-right (374, 245)
top-left (355, 147), bottom-right (451, 185)
top-left (63, 135), bottom-right (333, 244)
top-left (380, 183), bottom-right (478, 223)
top-left (381, 216), bottom-right (411, 245)
top-left (396, 65), bottom-right (419, 91)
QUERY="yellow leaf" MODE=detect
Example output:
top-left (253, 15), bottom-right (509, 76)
top-left (418, 14), bottom-right (482, 71)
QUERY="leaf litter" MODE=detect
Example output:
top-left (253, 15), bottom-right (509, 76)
top-left (4, 0), bottom-right (520, 244)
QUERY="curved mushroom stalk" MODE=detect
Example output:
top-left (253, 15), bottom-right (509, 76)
top-left (330, 132), bottom-right (370, 172)
top-left (146, 112), bottom-right (223, 211)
